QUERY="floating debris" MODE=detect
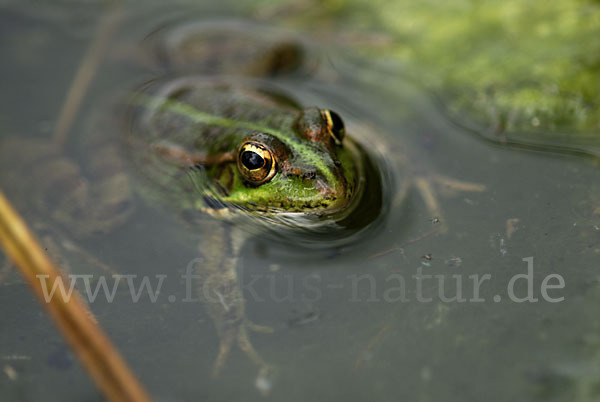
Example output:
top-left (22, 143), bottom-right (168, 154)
top-left (255, 367), bottom-right (274, 396)
top-left (288, 309), bottom-right (320, 327)
top-left (355, 323), bottom-right (391, 369)
top-left (489, 233), bottom-right (508, 256)
top-left (506, 218), bottom-right (520, 239)
top-left (499, 238), bottom-right (508, 256)
top-left (3, 365), bottom-right (17, 381)
top-left (369, 226), bottom-right (441, 259)
top-left (445, 256), bottom-right (463, 268)
top-left (2, 355), bottom-right (31, 361)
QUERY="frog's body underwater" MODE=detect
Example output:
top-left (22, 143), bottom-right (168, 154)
top-left (0, 21), bottom-right (485, 386)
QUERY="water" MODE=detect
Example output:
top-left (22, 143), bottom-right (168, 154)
top-left (1, 2), bottom-right (600, 402)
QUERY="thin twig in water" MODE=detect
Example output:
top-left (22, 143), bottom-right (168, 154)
top-left (53, 4), bottom-right (123, 148)
top-left (369, 226), bottom-right (440, 259)
top-left (0, 191), bottom-right (152, 402)
top-left (354, 322), bottom-right (391, 369)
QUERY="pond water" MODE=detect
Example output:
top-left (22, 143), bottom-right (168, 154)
top-left (1, 2), bottom-right (600, 402)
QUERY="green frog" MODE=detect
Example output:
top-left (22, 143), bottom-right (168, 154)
top-left (0, 21), bottom-right (485, 387)
top-left (126, 75), bottom-right (377, 380)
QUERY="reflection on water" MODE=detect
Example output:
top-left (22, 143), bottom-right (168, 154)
top-left (1, 2), bottom-right (600, 402)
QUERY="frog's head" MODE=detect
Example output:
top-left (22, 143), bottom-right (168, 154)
top-left (204, 107), bottom-right (363, 217)
top-left (131, 81), bottom-right (368, 223)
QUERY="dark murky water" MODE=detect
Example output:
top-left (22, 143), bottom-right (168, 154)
top-left (1, 2), bottom-right (600, 402)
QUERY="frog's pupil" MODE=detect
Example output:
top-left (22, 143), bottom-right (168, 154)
top-left (241, 151), bottom-right (264, 170)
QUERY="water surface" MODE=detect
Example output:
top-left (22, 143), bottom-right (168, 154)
top-left (1, 2), bottom-right (599, 402)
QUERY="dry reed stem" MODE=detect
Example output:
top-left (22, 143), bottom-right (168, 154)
top-left (0, 191), bottom-right (152, 402)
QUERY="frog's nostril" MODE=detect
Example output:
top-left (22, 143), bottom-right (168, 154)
top-left (315, 179), bottom-right (334, 197)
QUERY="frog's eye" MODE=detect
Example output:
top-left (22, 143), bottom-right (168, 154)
top-left (321, 109), bottom-right (345, 145)
top-left (237, 142), bottom-right (277, 184)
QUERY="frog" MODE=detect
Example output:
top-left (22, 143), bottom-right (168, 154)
top-left (0, 20), bottom-right (485, 388)
top-left (126, 19), bottom-right (486, 377)
top-left (126, 76), bottom-right (375, 379)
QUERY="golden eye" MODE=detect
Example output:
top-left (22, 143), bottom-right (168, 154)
top-left (237, 141), bottom-right (277, 184)
top-left (321, 109), bottom-right (345, 145)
